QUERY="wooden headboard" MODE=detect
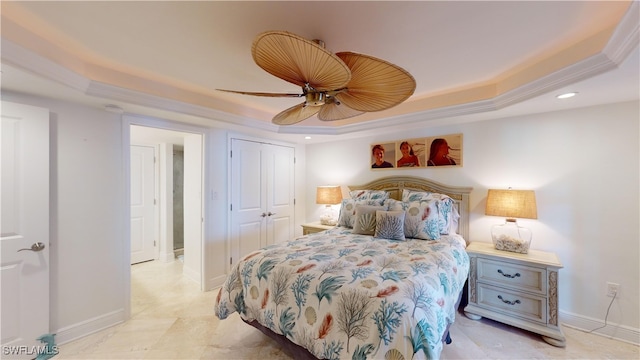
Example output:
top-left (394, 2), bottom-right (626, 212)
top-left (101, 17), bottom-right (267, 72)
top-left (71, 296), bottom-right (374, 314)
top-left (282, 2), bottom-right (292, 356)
top-left (348, 176), bottom-right (473, 240)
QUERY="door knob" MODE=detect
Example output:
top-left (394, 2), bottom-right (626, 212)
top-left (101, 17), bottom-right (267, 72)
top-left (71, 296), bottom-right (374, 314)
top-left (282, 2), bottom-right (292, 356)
top-left (267, 212), bottom-right (276, 216)
top-left (260, 212), bottom-right (267, 217)
top-left (17, 242), bottom-right (46, 252)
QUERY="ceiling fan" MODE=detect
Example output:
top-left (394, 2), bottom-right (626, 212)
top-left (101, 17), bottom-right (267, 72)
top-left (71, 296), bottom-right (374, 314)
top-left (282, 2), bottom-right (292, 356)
top-left (217, 31), bottom-right (416, 125)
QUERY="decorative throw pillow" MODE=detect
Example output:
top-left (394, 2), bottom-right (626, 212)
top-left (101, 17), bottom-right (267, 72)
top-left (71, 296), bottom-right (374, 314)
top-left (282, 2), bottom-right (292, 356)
top-left (348, 190), bottom-right (389, 205)
top-left (338, 199), bottom-right (387, 228)
top-left (387, 200), bottom-right (441, 240)
top-left (374, 210), bottom-right (406, 241)
top-left (352, 205), bottom-right (385, 235)
top-left (402, 190), bottom-right (457, 235)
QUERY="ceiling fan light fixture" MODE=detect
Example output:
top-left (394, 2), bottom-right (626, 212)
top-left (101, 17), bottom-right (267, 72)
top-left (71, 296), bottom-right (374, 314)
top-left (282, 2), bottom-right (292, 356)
top-left (222, 30), bottom-right (416, 125)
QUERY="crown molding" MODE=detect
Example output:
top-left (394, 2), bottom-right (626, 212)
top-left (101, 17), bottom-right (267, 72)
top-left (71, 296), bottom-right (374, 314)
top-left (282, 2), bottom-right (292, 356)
top-left (1, 1), bottom-right (637, 136)
top-left (85, 81), bottom-right (279, 133)
top-left (1, 39), bottom-right (90, 92)
top-left (603, 0), bottom-right (640, 63)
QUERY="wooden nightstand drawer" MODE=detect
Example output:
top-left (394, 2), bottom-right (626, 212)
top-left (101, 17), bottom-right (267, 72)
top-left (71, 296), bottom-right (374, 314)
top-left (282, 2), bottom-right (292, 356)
top-left (476, 283), bottom-right (547, 324)
top-left (477, 258), bottom-right (546, 295)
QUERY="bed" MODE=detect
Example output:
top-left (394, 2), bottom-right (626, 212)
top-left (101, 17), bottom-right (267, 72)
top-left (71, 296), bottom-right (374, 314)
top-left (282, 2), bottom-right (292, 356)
top-left (215, 176), bottom-right (473, 360)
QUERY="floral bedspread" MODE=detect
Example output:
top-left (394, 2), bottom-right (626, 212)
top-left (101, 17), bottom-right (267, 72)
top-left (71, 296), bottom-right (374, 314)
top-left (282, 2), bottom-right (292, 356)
top-left (215, 227), bottom-right (469, 360)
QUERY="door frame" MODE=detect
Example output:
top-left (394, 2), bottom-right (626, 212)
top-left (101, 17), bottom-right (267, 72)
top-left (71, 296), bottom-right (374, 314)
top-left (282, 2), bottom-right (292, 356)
top-left (122, 114), bottom-right (211, 319)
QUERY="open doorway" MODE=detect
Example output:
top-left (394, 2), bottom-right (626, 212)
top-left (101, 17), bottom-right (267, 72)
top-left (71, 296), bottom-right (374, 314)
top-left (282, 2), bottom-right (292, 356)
top-left (128, 123), bottom-right (204, 288)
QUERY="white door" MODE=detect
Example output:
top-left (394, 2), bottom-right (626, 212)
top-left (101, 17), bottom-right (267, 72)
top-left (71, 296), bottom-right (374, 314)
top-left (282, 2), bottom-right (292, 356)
top-left (130, 145), bottom-right (156, 264)
top-left (265, 144), bottom-right (295, 245)
top-left (230, 140), bottom-right (266, 260)
top-left (230, 139), bottom-right (295, 265)
top-left (1, 101), bottom-right (51, 358)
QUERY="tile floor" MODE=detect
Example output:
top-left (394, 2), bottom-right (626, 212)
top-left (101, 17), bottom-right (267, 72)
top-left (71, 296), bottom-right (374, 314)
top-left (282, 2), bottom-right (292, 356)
top-left (54, 260), bottom-right (638, 359)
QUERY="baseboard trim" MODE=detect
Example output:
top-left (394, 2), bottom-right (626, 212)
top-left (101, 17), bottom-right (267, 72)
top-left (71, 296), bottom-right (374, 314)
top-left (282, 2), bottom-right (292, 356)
top-left (560, 310), bottom-right (640, 345)
top-left (182, 264), bottom-right (200, 284)
top-left (54, 309), bottom-right (126, 345)
top-left (205, 274), bottom-right (227, 291)
top-left (158, 251), bottom-right (175, 263)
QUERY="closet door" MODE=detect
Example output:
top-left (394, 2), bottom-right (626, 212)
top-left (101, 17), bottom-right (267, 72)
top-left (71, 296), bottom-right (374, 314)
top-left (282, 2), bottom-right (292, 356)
top-left (230, 139), bottom-right (295, 265)
top-left (264, 143), bottom-right (295, 246)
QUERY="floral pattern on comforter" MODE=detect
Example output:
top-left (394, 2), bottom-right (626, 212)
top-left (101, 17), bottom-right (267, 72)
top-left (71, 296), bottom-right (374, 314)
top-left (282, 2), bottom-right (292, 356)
top-left (215, 227), bottom-right (469, 360)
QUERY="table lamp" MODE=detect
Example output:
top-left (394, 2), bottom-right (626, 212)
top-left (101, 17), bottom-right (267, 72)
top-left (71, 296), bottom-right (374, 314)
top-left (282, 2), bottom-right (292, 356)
top-left (485, 188), bottom-right (537, 254)
top-left (316, 186), bottom-right (343, 226)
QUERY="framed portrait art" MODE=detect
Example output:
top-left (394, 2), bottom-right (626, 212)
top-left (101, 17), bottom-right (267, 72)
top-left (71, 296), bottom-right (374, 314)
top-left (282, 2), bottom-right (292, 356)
top-left (371, 133), bottom-right (462, 169)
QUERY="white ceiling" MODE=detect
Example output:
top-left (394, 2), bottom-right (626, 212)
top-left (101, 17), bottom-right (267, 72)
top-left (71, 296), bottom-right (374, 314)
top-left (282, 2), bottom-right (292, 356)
top-left (1, 1), bottom-right (639, 143)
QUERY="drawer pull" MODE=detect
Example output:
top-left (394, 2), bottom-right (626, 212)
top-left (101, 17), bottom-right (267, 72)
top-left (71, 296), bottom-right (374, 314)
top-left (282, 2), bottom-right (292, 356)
top-left (497, 295), bottom-right (521, 305)
top-left (497, 269), bottom-right (521, 278)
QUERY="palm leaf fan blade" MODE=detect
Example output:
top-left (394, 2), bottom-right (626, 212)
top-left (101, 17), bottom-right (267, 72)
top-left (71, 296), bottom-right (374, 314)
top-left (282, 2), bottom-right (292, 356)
top-left (272, 102), bottom-right (320, 125)
top-left (318, 101), bottom-right (364, 121)
top-left (335, 52), bottom-right (416, 112)
top-left (216, 89), bottom-right (302, 98)
top-left (252, 31), bottom-right (351, 91)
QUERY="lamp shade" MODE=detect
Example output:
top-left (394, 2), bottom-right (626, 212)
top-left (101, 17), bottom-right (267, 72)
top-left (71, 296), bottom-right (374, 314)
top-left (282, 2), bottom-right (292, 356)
top-left (316, 186), bottom-right (343, 205)
top-left (485, 189), bottom-right (537, 220)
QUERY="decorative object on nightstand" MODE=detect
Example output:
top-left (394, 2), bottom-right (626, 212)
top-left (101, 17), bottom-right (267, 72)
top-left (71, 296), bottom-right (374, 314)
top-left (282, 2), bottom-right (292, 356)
top-left (316, 185), bottom-right (343, 226)
top-left (485, 188), bottom-right (537, 254)
top-left (464, 242), bottom-right (565, 347)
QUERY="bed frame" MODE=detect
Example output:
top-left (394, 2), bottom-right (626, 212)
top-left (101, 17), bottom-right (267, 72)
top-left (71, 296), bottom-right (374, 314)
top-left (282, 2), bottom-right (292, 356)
top-left (244, 175), bottom-right (473, 359)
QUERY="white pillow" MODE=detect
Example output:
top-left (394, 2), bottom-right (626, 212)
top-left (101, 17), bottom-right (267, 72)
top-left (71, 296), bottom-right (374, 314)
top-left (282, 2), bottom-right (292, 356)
top-left (402, 189), bottom-right (458, 235)
top-left (338, 199), bottom-right (386, 228)
top-left (349, 190), bottom-right (389, 204)
top-left (388, 200), bottom-right (440, 240)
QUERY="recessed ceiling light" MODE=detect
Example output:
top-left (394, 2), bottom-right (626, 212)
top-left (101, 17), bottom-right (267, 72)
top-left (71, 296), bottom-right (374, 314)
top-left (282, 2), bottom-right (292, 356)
top-left (304, 136), bottom-right (311, 140)
top-left (556, 92), bottom-right (578, 99)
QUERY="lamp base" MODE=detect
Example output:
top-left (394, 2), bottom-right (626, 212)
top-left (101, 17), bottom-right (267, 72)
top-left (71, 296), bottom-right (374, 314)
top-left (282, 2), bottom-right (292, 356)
top-left (491, 219), bottom-right (532, 254)
top-left (320, 205), bottom-right (338, 226)
top-left (319, 214), bottom-right (337, 226)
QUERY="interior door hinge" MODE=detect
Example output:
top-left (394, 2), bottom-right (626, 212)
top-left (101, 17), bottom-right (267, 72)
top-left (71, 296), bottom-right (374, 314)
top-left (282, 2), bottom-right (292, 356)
top-left (230, 150), bottom-right (232, 158)
top-left (154, 199), bottom-right (157, 205)
top-left (154, 240), bottom-right (156, 246)
top-left (230, 204), bottom-right (233, 211)
top-left (230, 257), bottom-right (233, 265)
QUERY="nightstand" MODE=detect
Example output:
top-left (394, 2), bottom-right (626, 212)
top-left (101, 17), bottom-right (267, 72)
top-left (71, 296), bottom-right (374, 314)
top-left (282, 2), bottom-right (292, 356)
top-left (464, 242), bottom-right (566, 347)
top-left (301, 222), bottom-right (334, 235)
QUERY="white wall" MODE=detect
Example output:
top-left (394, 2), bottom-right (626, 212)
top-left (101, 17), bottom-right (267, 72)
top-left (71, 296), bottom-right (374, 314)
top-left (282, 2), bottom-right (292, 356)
top-left (306, 100), bottom-right (640, 343)
top-left (4, 88), bottom-right (637, 344)
top-left (2, 91), bottom-right (307, 343)
top-left (2, 92), bottom-right (129, 342)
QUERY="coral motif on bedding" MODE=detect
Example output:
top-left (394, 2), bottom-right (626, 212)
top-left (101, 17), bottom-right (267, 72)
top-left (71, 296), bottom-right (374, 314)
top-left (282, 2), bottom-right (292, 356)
top-left (215, 227), bottom-right (469, 360)
top-left (338, 199), bottom-right (387, 228)
top-left (402, 190), bottom-right (459, 235)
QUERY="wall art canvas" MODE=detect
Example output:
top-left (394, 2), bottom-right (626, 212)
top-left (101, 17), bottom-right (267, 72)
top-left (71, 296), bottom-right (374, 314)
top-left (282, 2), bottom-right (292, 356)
top-left (371, 134), bottom-right (462, 169)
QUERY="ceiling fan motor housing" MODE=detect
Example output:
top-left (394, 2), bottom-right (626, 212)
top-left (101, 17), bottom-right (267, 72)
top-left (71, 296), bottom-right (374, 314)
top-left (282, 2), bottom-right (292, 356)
top-left (305, 92), bottom-right (326, 106)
